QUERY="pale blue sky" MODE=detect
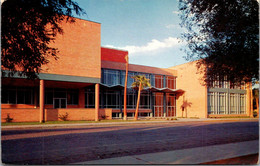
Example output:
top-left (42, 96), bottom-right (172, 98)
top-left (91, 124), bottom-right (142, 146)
top-left (76, 0), bottom-right (187, 68)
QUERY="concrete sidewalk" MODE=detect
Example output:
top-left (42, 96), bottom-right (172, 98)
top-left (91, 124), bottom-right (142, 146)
top-left (2, 118), bottom-right (258, 129)
top-left (73, 140), bottom-right (259, 165)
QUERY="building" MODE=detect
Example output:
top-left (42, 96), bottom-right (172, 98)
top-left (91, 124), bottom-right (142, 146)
top-left (1, 17), bottom-right (253, 122)
top-left (170, 61), bottom-right (253, 118)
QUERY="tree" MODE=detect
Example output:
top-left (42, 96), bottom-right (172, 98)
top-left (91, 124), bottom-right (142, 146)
top-left (123, 54), bottom-right (129, 120)
top-left (131, 75), bottom-right (151, 120)
top-left (1, 0), bottom-right (85, 79)
top-left (179, 0), bottom-right (259, 86)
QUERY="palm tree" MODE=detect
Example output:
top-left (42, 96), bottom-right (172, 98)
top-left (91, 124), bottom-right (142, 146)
top-left (132, 75), bottom-right (151, 120)
top-left (123, 54), bottom-right (129, 120)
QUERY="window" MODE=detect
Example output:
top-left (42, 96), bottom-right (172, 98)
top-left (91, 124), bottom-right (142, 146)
top-left (230, 93), bottom-right (236, 114)
top-left (166, 76), bottom-right (176, 89)
top-left (153, 93), bottom-right (164, 117)
top-left (45, 89), bottom-right (54, 104)
top-left (126, 89), bottom-right (136, 108)
top-left (208, 92), bottom-right (214, 114)
top-left (121, 71), bottom-right (136, 87)
top-left (240, 94), bottom-right (246, 114)
top-left (167, 94), bottom-right (176, 117)
top-left (208, 91), bottom-right (246, 115)
top-left (2, 87), bottom-right (34, 104)
top-left (54, 89), bottom-right (66, 98)
top-left (219, 93), bottom-right (226, 114)
top-left (85, 89), bottom-right (95, 108)
top-left (103, 69), bottom-right (120, 86)
top-left (45, 88), bottom-right (78, 105)
top-left (140, 92), bottom-right (150, 109)
top-left (103, 91), bottom-right (120, 108)
top-left (67, 89), bottom-right (79, 105)
top-left (152, 75), bottom-right (164, 88)
top-left (208, 78), bottom-right (246, 89)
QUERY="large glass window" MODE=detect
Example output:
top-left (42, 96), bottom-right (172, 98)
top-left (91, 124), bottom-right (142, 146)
top-left (85, 89), bottom-right (95, 108)
top-left (208, 91), bottom-right (246, 115)
top-left (153, 93), bottom-right (164, 117)
top-left (103, 69), bottom-right (120, 86)
top-left (152, 75), bottom-right (164, 88)
top-left (45, 88), bottom-right (78, 105)
top-left (167, 94), bottom-right (176, 117)
top-left (140, 92), bottom-right (150, 109)
top-left (209, 79), bottom-right (246, 90)
top-left (45, 89), bottom-right (54, 104)
top-left (126, 89), bottom-right (136, 108)
top-left (166, 76), bottom-right (176, 89)
top-left (67, 89), bottom-right (79, 105)
top-left (208, 92), bottom-right (214, 114)
top-left (121, 71), bottom-right (136, 87)
top-left (104, 91), bottom-right (120, 108)
top-left (219, 93), bottom-right (226, 114)
top-left (54, 89), bottom-right (67, 98)
top-left (240, 94), bottom-right (246, 114)
top-left (2, 87), bottom-right (34, 104)
top-left (230, 93), bottom-right (236, 114)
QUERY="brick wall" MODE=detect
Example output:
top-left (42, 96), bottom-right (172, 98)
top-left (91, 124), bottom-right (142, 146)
top-left (169, 61), bottom-right (208, 118)
top-left (2, 108), bottom-right (112, 122)
top-left (45, 108), bottom-right (96, 121)
top-left (45, 108), bottom-right (112, 121)
top-left (41, 18), bottom-right (101, 79)
top-left (2, 108), bottom-right (40, 122)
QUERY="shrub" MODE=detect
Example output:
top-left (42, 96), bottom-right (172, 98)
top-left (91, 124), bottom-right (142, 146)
top-left (4, 113), bottom-right (13, 123)
top-left (101, 115), bottom-right (109, 120)
top-left (253, 111), bottom-right (258, 118)
top-left (59, 112), bottom-right (69, 121)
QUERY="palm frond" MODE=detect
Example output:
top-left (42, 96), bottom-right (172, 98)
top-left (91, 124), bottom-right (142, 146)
top-left (131, 75), bottom-right (151, 90)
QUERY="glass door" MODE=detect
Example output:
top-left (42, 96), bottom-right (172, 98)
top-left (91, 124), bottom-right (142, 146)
top-left (54, 98), bottom-right (67, 108)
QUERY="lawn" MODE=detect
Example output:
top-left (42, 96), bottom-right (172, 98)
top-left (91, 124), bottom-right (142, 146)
top-left (1, 119), bottom-right (157, 126)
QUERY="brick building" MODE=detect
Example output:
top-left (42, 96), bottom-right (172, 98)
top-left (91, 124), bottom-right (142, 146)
top-left (1, 17), bottom-right (253, 122)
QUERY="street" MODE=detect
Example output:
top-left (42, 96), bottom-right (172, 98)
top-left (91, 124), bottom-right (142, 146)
top-left (1, 120), bottom-right (259, 164)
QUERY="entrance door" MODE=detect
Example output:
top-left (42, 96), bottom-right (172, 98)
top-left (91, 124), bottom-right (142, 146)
top-left (166, 94), bottom-right (176, 117)
top-left (153, 93), bottom-right (164, 117)
top-left (54, 98), bottom-right (67, 108)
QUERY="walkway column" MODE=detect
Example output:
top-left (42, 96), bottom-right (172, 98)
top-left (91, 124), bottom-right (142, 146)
top-left (95, 83), bottom-right (100, 121)
top-left (39, 80), bottom-right (45, 123)
top-left (163, 92), bottom-right (166, 117)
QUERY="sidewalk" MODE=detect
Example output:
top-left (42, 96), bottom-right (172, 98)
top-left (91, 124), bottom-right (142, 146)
top-left (73, 140), bottom-right (259, 165)
top-left (2, 118), bottom-right (258, 129)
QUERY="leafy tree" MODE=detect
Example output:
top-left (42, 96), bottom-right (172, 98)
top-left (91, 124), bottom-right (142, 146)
top-left (179, 0), bottom-right (259, 85)
top-left (1, 0), bottom-right (85, 79)
top-left (253, 88), bottom-right (259, 111)
top-left (131, 75), bottom-right (151, 120)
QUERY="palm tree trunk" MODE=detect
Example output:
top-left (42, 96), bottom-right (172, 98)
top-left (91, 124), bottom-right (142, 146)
top-left (123, 55), bottom-right (129, 120)
top-left (250, 84), bottom-right (253, 117)
top-left (134, 82), bottom-right (142, 120)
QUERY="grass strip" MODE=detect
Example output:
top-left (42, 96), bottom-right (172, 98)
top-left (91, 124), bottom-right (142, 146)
top-left (1, 119), bottom-right (161, 126)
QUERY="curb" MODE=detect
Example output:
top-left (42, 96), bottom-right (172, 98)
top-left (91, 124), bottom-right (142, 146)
top-left (1, 118), bottom-right (258, 129)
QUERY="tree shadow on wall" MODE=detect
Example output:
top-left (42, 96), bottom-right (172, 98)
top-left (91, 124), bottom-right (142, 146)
top-left (181, 99), bottom-right (192, 118)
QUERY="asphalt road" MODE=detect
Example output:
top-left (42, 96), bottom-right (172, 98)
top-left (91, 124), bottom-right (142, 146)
top-left (1, 120), bottom-right (259, 164)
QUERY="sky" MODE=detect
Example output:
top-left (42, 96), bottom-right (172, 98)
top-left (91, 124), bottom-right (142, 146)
top-left (75, 0), bottom-right (188, 68)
